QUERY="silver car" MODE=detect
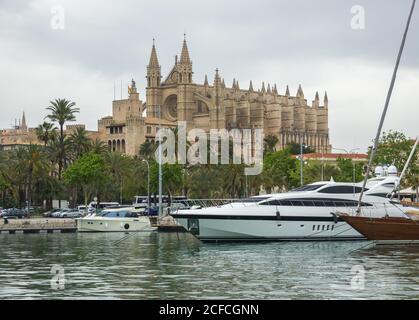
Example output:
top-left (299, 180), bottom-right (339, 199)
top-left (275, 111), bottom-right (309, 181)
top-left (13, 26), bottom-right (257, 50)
top-left (60, 209), bottom-right (82, 218)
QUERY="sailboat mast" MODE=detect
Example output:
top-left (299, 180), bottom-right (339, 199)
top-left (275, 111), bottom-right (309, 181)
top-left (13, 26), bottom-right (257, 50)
top-left (357, 0), bottom-right (416, 213)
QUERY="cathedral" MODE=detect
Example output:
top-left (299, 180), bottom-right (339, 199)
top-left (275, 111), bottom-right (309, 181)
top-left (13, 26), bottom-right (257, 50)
top-left (98, 38), bottom-right (331, 156)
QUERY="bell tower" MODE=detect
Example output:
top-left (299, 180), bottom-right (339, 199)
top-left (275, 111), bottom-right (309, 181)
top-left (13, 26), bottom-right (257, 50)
top-left (146, 39), bottom-right (162, 118)
top-left (176, 36), bottom-right (195, 127)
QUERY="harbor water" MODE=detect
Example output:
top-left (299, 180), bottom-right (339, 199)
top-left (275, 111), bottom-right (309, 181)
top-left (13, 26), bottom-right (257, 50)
top-left (0, 232), bottom-right (418, 299)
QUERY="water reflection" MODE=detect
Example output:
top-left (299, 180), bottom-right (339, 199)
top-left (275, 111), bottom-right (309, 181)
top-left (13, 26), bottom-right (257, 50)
top-left (0, 232), bottom-right (418, 299)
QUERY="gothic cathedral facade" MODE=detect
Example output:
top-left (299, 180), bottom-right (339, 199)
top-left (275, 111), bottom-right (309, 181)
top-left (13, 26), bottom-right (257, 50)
top-left (99, 38), bottom-right (331, 156)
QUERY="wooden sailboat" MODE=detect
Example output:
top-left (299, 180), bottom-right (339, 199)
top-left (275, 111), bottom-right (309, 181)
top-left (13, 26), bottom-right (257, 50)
top-left (338, 0), bottom-right (419, 244)
top-left (340, 211), bottom-right (419, 244)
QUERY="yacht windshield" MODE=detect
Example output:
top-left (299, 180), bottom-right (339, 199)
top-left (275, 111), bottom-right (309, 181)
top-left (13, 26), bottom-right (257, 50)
top-left (291, 184), bottom-right (325, 192)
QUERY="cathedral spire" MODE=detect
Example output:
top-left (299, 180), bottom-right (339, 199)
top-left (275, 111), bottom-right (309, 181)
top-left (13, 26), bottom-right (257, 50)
top-left (296, 84), bottom-right (304, 99)
top-left (148, 40), bottom-right (159, 67)
top-left (236, 80), bottom-right (240, 90)
top-left (21, 111), bottom-right (27, 130)
top-left (324, 91), bottom-right (328, 108)
top-left (177, 36), bottom-right (193, 83)
top-left (222, 78), bottom-right (226, 89)
top-left (267, 83), bottom-right (271, 94)
top-left (179, 37), bottom-right (191, 65)
top-left (249, 80), bottom-right (254, 92)
top-left (204, 74), bottom-right (209, 86)
top-left (147, 39), bottom-right (161, 88)
top-left (285, 85), bottom-right (290, 97)
top-left (214, 69), bottom-right (221, 108)
top-left (273, 84), bottom-right (278, 95)
top-left (261, 82), bottom-right (266, 93)
top-left (312, 91), bottom-right (320, 108)
top-left (213, 68), bottom-right (221, 87)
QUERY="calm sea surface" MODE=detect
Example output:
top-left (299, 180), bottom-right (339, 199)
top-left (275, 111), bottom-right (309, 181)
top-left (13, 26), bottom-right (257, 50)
top-left (0, 231), bottom-right (418, 299)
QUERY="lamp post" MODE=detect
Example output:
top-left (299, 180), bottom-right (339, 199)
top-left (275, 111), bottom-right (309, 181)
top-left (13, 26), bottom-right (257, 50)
top-left (299, 136), bottom-right (309, 186)
top-left (157, 105), bottom-right (163, 218)
top-left (142, 159), bottom-right (150, 215)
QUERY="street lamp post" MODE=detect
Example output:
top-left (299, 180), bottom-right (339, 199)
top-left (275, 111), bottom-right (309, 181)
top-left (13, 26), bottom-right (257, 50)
top-left (300, 141), bottom-right (304, 186)
top-left (157, 105), bottom-right (163, 218)
top-left (299, 135), bottom-right (309, 186)
top-left (142, 159), bottom-right (150, 215)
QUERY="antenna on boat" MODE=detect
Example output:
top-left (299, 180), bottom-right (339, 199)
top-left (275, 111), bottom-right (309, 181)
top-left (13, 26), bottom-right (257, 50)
top-left (390, 137), bottom-right (418, 200)
top-left (356, 0), bottom-right (416, 213)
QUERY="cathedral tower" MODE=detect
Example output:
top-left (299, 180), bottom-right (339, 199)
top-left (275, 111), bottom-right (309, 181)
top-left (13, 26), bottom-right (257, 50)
top-left (176, 37), bottom-right (195, 128)
top-left (146, 40), bottom-right (162, 117)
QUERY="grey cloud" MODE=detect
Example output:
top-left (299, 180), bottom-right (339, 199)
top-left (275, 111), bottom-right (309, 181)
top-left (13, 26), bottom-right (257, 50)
top-left (0, 0), bottom-right (418, 151)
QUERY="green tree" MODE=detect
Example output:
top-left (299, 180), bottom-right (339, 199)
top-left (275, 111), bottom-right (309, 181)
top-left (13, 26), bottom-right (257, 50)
top-left (139, 140), bottom-right (157, 160)
top-left (404, 165), bottom-right (419, 201)
top-left (262, 149), bottom-right (297, 192)
top-left (46, 98), bottom-right (79, 182)
top-left (106, 152), bottom-right (134, 203)
top-left (264, 135), bottom-right (279, 154)
top-left (373, 131), bottom-right (417, 170)
top-left (63, 152), bottom-right (110, 206)
top-left (150, 162), bottom-right (183, 197)
top-left (68, 127), bottom-right (91, 159)
top-left (89, 139), bottom-right (109, 155)
top-left (335, 158), bottom-right (364, 183)
top-left (286, 142), bottom-right (316, 155)
top-left (35, 122), bottom-right (57, 146)
top-left (14, 145), bottom-right (49, 210)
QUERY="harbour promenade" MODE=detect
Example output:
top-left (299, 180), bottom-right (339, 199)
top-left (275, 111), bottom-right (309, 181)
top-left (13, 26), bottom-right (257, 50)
top-left (0, 215), bottom-right (184, 234)
top-left (0, 218), bottom-right (76, 234)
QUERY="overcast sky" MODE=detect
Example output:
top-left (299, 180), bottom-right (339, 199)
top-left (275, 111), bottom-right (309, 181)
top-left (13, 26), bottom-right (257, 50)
top-left (0, 0), bottom-right (418, 152)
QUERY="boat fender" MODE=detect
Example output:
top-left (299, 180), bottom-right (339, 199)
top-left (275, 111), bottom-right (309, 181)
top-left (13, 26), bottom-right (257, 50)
top-left (124, 223), bottom-right (130, 230)
top-left (276, 211), bottom-right (281, 220)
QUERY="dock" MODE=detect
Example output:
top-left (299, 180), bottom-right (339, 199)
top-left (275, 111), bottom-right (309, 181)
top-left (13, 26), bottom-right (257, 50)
top-left (0, 218), bottom-right (77, 234)
top-left (157, 215), bottom-right (186, 232)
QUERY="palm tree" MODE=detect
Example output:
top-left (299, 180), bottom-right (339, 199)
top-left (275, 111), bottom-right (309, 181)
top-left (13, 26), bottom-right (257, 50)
top-left (45, 98), bottom-right (79, 180)
top-left (15, 145), bottom-right (49, 210)
top-left (264, 134), bottom-right (279, 154)
top-left (223, 164), bottom-right (246, 198)
top-left (106, 153), bottom-right (133, 203)
top-left (89, 139), bottom-right (109, 155)
top-left (35, 122), bottom-right (57, 146)
top-left (68, 127), bottom-right (91, 159)
top-left (139, 140), bottom-right (157, 160)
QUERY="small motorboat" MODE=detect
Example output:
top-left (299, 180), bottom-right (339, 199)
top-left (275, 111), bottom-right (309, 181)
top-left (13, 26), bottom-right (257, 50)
top-left (76, 207), bottom-right (155, 232)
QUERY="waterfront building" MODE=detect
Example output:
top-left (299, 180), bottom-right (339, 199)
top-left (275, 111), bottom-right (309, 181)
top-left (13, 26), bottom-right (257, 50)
top-left (98, 38), bottom-right (332, 156)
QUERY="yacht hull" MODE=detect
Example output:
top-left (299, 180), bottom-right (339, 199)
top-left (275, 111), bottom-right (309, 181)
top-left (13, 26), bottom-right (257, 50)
top-left (339, 214), bottom-right (419, 244)
top-left (76, 216), bottom-right (154, 232)
top-left (172, 214), bottom-right (364, 242)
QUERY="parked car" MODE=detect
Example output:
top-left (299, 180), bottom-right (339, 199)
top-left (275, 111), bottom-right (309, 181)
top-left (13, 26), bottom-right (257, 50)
top-left (3, 208), bottom-right (28, 219)
top-left (77, 205), bottom-right (87, 215)
top-left (0, 208), bottom-right (9, 217)
top-left (43, 208), bottom-right (62, 218)
top-left (60, 209), bottom-right (83, 218)
top-left (52, 209), bottom-right (71, 218)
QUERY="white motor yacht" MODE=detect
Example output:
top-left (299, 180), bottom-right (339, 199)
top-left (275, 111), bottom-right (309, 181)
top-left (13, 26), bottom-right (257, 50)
top-left (171, 168), bottom-right (405, 242)
top-left (76, 206), bottom-right (155, 232)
